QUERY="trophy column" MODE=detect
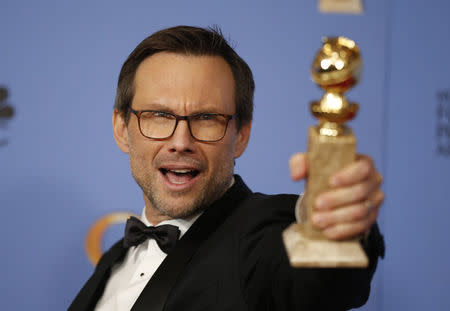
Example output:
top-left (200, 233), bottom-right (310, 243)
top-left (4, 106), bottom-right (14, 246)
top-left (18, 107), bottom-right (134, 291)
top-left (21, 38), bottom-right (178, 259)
top-left (282, 37), bottom-right (368, 268)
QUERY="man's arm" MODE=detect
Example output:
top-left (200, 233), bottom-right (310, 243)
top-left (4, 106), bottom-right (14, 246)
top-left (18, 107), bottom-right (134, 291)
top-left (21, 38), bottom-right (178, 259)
top-left (237, 193), bottom-right (384, 311)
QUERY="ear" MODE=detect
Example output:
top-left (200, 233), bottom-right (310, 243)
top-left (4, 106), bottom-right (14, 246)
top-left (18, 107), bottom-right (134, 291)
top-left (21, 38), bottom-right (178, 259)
top-left (112, 109), bottom-right (130, 154)
top-left (233, 121), bottom-right (251, 159)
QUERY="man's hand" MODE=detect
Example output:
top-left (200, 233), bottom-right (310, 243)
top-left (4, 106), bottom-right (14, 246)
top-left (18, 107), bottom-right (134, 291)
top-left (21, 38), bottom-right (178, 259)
top-left (289, 153), bottom-right (384, 240)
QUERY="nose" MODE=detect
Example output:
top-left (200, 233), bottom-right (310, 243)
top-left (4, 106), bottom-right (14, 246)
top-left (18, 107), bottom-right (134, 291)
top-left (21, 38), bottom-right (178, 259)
top-left (167, 119), bottom-right (195, 153)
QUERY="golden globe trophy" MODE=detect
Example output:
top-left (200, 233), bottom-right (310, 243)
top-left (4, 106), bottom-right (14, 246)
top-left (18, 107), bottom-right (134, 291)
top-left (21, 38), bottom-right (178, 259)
top-left (282, 37), bottom-right (368, 267)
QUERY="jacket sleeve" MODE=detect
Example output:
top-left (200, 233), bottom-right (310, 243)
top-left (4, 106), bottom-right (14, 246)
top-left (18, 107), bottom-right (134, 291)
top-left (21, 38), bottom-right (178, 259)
top-left (238, 194), bottom-right (385, 311)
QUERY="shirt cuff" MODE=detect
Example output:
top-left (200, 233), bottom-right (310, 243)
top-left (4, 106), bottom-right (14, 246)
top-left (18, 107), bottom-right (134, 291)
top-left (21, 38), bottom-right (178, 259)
top-left (294, 193), bottom-right (305, 223)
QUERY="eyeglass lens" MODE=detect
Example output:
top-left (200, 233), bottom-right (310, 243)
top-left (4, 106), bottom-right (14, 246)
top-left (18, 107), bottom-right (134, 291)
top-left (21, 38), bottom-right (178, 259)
top-left (138, 111), bottom-right (229, 141)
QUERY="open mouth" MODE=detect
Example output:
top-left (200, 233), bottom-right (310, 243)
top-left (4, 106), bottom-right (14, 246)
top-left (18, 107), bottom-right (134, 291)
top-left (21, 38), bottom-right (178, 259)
top-left (160, 168), bottom-right (200, 185)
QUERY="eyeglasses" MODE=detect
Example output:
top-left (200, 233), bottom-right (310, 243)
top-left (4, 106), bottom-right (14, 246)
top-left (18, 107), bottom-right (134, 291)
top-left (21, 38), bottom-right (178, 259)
top-left (129, 108), bottom-right (236, 142)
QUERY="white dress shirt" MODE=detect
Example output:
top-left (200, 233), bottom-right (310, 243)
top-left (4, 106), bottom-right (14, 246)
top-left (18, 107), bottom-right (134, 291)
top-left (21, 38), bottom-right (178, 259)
top-left (94, 210), bottom-right (201, 311)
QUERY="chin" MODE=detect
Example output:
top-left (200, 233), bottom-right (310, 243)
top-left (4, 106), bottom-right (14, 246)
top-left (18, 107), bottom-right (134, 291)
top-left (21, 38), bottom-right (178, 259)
top-left (135, 164), bottom-right (234, 220)
top-left (153, 197), bottom-right (206, 219)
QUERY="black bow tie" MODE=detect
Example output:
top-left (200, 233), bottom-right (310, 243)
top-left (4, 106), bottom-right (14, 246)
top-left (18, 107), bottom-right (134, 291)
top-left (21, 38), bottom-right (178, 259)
top-left (123, 216), bottom-right (181, 254)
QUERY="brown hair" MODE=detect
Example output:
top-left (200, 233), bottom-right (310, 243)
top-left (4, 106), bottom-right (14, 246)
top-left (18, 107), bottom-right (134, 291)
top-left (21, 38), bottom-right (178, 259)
top-left (114, 25), bottom-right (254, 129)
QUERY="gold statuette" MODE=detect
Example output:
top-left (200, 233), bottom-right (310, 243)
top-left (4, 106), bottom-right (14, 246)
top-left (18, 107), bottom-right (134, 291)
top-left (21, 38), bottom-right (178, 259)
top-left (282, 37), bottom-right (368, 267)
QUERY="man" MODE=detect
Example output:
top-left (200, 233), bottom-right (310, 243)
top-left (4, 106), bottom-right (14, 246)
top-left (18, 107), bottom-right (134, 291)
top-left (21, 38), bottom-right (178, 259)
top-left (70, 26), bottom-right (384, 311)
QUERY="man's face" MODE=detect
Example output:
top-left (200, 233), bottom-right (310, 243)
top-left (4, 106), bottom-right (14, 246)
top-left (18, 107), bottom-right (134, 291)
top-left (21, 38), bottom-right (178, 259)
top-left (113, 52), bottom-right (251, 223)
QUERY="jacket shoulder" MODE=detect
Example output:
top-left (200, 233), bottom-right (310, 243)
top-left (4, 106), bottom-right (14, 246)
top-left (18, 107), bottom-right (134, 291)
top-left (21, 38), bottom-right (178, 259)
top-left (230, 192), bottom-right (299, 228)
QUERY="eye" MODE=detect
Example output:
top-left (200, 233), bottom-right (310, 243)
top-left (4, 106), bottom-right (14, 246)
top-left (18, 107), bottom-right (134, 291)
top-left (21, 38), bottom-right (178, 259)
top-left (144, 111), bottom-right (175, 120)
top-left (193, 113), bottom-right (219, 121)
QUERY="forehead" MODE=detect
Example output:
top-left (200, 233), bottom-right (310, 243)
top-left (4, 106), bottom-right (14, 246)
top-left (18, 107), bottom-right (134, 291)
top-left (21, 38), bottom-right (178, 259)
top-left (132, 52), bottom-right (235, 113)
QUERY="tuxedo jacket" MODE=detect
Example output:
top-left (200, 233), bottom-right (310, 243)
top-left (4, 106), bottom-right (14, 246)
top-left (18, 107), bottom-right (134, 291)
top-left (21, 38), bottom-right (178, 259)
top-left (69, 175), bottom-right (385, 311)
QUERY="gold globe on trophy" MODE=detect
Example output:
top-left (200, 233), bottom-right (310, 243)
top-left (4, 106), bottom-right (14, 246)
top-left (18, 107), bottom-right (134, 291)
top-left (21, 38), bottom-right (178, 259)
top-left (311, 36), bottom-right (360, 137)
top-left (282, 37), bottom-right (368, 267)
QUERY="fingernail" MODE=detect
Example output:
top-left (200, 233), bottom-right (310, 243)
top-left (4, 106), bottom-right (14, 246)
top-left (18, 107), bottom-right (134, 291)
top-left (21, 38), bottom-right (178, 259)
top-left (315, 197), bottom-right (326, 209)
top-left (312, 214), bottom-right (324, 227)
top-left (330, 176), bottom-right (339, 187)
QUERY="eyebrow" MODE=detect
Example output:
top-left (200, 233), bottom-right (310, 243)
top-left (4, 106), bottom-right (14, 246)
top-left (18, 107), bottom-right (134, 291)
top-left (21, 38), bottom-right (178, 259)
top-left (139, 103), bottom-right (173, 112)
top-left (139, 103), bottom-right (228, 115)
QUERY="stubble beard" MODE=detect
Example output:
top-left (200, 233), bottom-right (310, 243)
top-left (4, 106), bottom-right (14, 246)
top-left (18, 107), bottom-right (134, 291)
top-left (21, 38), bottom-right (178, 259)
top-left (130, 155), bottom-right (234, 220)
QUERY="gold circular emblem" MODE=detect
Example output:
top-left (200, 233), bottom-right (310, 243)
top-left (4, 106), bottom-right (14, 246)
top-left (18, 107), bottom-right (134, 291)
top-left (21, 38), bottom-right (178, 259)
top-left (85, 212), bottom-right (138, 265)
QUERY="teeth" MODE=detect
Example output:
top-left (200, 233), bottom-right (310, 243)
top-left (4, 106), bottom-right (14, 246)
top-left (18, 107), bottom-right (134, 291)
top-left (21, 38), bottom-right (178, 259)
top-left (170, 169), bottom-right (192, 174)
top-left (171, 180), bottom-right (187, 185)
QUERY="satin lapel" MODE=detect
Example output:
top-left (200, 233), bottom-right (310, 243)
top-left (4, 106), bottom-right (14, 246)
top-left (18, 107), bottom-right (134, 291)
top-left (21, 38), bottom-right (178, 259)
top-left (68, 239), bottom-right (128, 311)
top-left (131, 175), bottom-right (252, 311)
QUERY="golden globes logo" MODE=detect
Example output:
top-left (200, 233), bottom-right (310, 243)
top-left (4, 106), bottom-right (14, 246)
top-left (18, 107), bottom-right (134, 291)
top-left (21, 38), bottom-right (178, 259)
top-left (85, 212), bottom-right (138, 265)
top-left (0, 86), bottom-right (14, 147)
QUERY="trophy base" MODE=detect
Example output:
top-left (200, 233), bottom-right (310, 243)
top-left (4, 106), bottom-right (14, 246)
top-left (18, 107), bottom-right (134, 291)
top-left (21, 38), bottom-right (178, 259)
top-left (282, 223), bottom-right (368, 268)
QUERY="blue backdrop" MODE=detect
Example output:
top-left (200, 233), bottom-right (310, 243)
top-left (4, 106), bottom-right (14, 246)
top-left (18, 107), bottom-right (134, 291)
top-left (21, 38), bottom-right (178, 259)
top-left (0, 0), bottom-right (449, 310)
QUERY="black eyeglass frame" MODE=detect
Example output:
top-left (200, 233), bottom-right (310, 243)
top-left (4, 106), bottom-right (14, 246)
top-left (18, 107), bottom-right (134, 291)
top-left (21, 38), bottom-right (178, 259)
top-left (128, 108), bottom-right (237, 142)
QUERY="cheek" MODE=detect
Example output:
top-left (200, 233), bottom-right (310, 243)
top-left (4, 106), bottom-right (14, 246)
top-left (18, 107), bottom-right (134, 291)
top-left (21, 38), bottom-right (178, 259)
top-left (205, 141), bottom-right (236, 168)
top-left (128, 138), bottom-right (160, 169)
top-left (128, 146), bottom-right (148, 174)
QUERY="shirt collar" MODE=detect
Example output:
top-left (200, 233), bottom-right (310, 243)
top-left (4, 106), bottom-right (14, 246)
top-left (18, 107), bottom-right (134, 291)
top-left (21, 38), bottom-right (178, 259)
top-left (140, 208), bottom-right (202, 238)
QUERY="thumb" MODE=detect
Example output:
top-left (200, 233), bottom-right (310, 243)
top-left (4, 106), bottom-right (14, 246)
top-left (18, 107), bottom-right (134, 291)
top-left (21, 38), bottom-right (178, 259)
top-left (289, 153), bottom-right (308, 181)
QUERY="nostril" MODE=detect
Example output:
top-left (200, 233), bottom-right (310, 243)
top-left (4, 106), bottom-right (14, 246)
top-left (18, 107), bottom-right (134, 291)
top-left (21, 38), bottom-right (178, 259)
top-left (169, 147), bottom-right (194, 154)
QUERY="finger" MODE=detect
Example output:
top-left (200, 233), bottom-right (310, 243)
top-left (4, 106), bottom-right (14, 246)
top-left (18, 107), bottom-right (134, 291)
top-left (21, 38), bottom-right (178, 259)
top-left (289, 153), bottom-right (307, 181)
top-left (329, 155), bottom-right (374, 187)
top-left (322, 209), bottom-right (378, 240)
top-left (312, 189), bottom-right (383, 229)
top-left (315, 176), bottom-right (380, 210)
top-left (369, 189), bottom-right (385, 212)
top-left (312, 202), bottom-right (372, 230)
top-left (316, 191), bottom-right (384, 240)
